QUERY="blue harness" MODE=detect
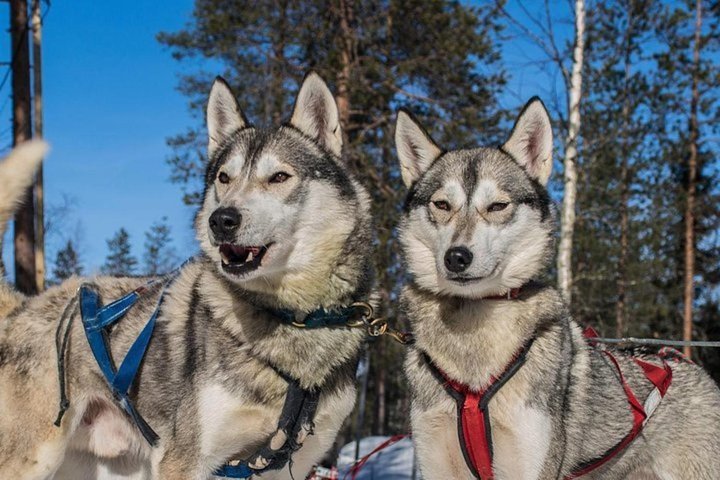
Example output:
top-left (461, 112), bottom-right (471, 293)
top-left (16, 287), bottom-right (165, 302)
top-left (68, 274), bottom-right (369, 479)
top-left (78, 277), bottom-right (174, 445)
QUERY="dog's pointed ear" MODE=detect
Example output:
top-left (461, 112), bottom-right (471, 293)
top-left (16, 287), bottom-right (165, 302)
top-left (290, 72), bottom-right (343, 157)
top-left (503, 97), bottom-right (553, 186)
top-left (395, 109), bottom-right (443, 187)
top-left (207, 77), bottom-right (248, 159)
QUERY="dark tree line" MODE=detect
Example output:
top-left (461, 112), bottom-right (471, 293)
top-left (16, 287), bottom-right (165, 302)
top-left (50, 217), bottom-right (179, 283)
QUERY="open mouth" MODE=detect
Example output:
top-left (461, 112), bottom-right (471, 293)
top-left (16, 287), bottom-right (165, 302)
top-left (219, 243), bottom-right (271, 276)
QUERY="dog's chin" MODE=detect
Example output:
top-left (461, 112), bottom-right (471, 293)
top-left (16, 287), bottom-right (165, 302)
top-left (439, 270), bottom-right (507, 299)
top-left (215, 242), bottom-right (275, 281)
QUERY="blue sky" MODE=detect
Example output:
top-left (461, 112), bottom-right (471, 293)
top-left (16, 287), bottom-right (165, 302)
top-left (1, 0), bottom-right (199, 274)
top-left (1, 0), bottom-right (564, 277)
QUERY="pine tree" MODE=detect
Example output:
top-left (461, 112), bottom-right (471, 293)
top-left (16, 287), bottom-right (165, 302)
top-left (51, 240), bottom-right (83, 284)
top-left (102, 228), bottom-right (138, 276)
top-left (143, 217), bottom-right (178, 276)
top-left (654, 0), bottom-right (720, 361)
top-left (574, 0), bottom-right (662, 335)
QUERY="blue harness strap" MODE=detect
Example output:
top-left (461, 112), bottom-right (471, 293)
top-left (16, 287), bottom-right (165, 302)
top-left (214, 463), bottom-right (256, 478)
top-left (79, 277), bottom-right (173, 446)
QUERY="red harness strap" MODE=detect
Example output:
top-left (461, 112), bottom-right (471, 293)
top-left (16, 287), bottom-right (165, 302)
top-left (422, 339), bottom-right (535, 480)
top-left (566, 330), bottom-right (674, 478)
top-left (424, 329), bottom-right (674, 480)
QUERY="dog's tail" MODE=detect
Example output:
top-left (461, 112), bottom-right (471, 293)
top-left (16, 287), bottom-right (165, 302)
top-left (0, 140), bottom-right (48, 277)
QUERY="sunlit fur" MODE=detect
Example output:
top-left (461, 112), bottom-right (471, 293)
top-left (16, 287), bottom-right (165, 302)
top-left (399, 147), bottom-right (555, 299)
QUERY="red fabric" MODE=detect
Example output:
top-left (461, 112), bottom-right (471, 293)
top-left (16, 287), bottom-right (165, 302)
top-left (634, 358), bottom-right (672, 396)
top-left (442, 372), bottom-right (501, 479)
top-left (460, 390), bottom-right (494, 479)
top-left (564, 347), bottom-right (672, 479)
top-left (582, 326), bottom-right (600, 340)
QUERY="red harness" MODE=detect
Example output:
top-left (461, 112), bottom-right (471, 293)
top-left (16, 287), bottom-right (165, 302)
top-left (423, 329), bottom-right (676, 479)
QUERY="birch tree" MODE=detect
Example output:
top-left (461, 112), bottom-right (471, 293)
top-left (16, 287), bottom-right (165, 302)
top-left (497, 0), bottom-right (586, 302)
top-left (557, 0), bottom-right (585, 303)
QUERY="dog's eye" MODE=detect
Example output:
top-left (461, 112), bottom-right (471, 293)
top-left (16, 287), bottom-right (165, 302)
top-left (269, 172), bottom-right (291, 184)
top-left (218, 172), bottom-right (230, 184)
top-left (432, 200), bottom-right (451, 211)
top-left (488, 202), bottom-right (509, 212)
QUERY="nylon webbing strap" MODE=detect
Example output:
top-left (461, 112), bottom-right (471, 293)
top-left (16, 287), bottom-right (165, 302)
top-left (268, 304), bottom-right (365, 329)
top-left (422, 338), bottom-right (535, 480)
top-left (80, 279), bottom-right (171, 446)
top-left (213, 378), bottom-right (320, 478)
top-left (566, 329), bottom-right (673, 478)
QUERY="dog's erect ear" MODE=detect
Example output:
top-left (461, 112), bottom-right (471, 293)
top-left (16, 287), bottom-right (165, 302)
top-left (207, 77), bottom-right (248, 159)
top-left (503, 97), bottom-right (553, 186)
top-left (290, 72), bottom-right (343, 157)
top-left (395, 109), bottom-right (443, 188)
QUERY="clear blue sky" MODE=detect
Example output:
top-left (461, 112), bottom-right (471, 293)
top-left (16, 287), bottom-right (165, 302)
top-left (1, 0), bottom-right (563, 277)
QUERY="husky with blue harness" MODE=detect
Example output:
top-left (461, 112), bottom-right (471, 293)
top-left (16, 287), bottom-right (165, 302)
top-left (0, 72), bottom-right (377, 480)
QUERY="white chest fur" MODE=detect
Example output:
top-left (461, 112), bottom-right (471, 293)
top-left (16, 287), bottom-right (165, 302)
top-left (412, 393), bottom-right (552, 480)
top-left (198, 383), bottom-right (279, 466)
top-left (197, 381), bottom-right (357, 480)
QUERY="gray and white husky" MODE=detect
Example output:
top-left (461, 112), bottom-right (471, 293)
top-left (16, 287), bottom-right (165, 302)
top-left (397, 99), bottom-right (720, 479)
top-left (0, 72), bottom-right (373, 479)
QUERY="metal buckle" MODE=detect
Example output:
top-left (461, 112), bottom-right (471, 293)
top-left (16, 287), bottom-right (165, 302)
top-left (349, 302), bottom-right (413, 345)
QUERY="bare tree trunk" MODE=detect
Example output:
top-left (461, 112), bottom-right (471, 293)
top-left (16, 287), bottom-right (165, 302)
top-left (683, 0), bottom-right (702, 359)
top-left (616, 4), bottom-right (633, 338)
top-left (10, 0), bottom-right (37, 295)
top-left (373, 339), bottom-right (386, 436)
top-left (335, 0), bottom-right (354, 146)
top-left (32, 0), bottom-right (45, 292)
top-left (557, 0), bottom-right (585, 303)
top-left (269, 0), bottom-right (288, 126)
top-left (617, 160), bottom-right (629, 337)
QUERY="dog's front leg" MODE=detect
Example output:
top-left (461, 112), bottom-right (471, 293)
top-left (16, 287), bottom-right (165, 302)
top-left (157, 447), bottom-right (202, 480)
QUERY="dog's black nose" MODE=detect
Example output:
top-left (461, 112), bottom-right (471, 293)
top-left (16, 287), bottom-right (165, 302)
top-left (209, 207), bottom-right (241, 239)
top-left (445, 246), bottom-right (473, 273)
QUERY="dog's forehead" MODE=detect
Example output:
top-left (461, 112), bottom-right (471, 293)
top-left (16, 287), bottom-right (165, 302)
top-left (406, 148), bottom-right (535, 210)
top-left (206, 126), bottom-right (356, 198)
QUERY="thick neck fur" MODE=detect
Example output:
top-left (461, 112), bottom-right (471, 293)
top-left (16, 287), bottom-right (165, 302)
top-left (235, 233), bottom-right (373, 313)
top-left (189, 256), bottom-right (369, 389)
top-left (404, 281), bottom-right (564, 391)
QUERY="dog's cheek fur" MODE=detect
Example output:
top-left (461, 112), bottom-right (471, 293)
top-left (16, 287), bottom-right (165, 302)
top-left (400, 212), bottom-right (442, 293)
top-left (499, 205), bottom-right (554, 286)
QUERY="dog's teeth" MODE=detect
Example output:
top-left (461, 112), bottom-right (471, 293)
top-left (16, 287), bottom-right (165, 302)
top-left (247, 251), bottom-right (254, 262)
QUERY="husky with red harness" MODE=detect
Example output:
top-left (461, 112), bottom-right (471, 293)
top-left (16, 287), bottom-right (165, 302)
top-left (395, 99), bottom-right (720, 479)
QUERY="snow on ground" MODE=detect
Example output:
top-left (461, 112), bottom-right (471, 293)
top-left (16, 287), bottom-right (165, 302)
top-left (336, 436), bottom-right (421, 479)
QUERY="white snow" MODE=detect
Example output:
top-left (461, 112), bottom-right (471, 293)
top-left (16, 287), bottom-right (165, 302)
top-left (336, 436), bottom-right (421, 479)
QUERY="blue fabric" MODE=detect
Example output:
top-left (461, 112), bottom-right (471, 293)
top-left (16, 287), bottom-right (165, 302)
top-left (214, 463), bottom-right (256, 478)
top-left (79, 280), bottom-right (168, 446)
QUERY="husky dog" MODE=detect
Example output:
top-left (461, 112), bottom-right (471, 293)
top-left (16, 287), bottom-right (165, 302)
top-left (0, 72), bottom-right (374, 480)
top-left (397, 99), bottom-right (720, 479)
